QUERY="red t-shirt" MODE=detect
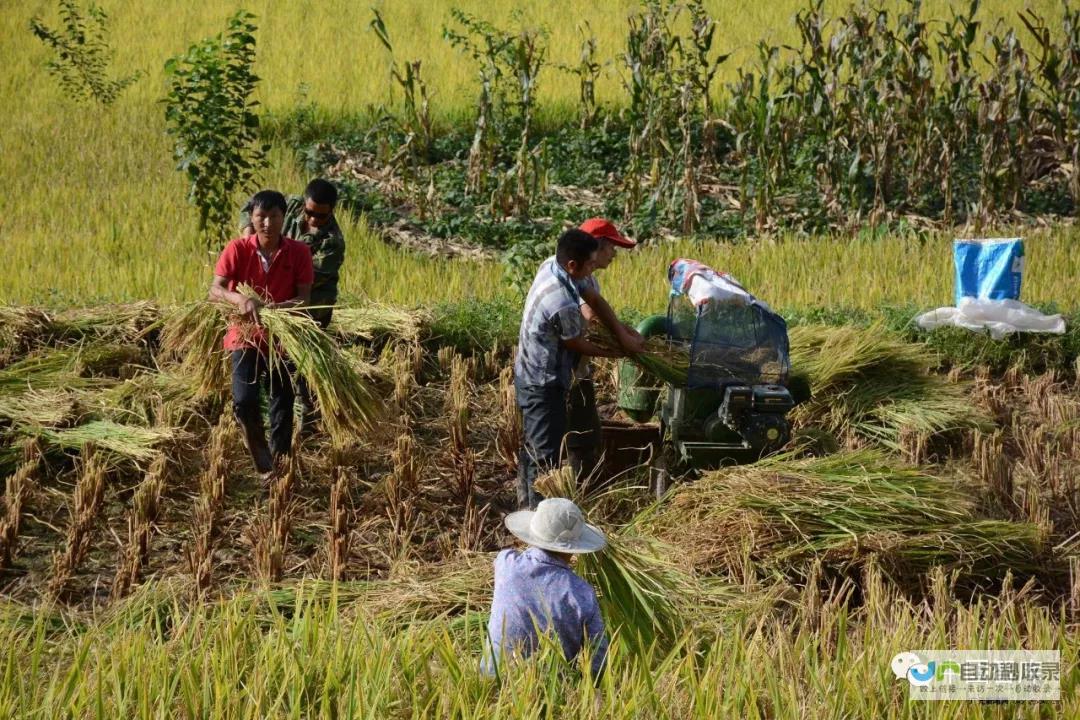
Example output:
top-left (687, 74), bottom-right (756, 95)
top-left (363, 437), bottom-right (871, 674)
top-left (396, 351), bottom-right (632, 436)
top-left (214, 234), bottom-right (314, 350)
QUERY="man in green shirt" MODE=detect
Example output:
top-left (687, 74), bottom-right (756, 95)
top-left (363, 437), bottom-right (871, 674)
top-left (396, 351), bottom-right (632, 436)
top-left (240, 178), bottom-right (345, 431)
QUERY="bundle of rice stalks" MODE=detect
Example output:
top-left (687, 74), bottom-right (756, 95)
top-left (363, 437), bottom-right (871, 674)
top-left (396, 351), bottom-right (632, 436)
top-left (0, 306), bottom-right (51, 366)
top-left (89, 370), bottom-right (199, 427)
top-left (0, 343), bottom-right (144, 396)
top-left (37, 420), bottom-right (178, 464)
top-left (162, 295), bottom-right (379, 440)
top-left (586, 326), bottom-right (690, 386)
top-left (67, 343), bottom-right (147, 378)
top-left (331, 303), bottom-right (432, 345)
top-left (0, 389), bottom-right (84, 429)
top-left (535, 467), bottom-right (700, 653)
top-left (159, 303), bottom-right (228, 398)
top-left (0, 349), bottom-right (106, 394)
top-left (577, 526), bottom-right (694, 654)
top-left (243, 303), bottom-right (380, 442)
top-left (648, 450), bottom-right (1056, 591)
top-left (788, 324), bottom-right (989, 451)
top-left (242, 555), bottom-right (494, 627)
top-left (47, 302), bottom-right (160, 344)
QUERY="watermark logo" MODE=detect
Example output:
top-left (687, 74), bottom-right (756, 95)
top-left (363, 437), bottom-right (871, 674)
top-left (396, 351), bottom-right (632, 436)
top-left (890, 650), bottom-right (1060, 701)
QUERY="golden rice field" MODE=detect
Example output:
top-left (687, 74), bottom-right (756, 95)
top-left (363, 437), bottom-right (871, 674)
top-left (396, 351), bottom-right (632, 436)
top-left (2, 2), bottom-right (1079, 717)
top-left (12, 212), bottom-right (1080, 314)
top-left (0, 0), bottom-right (1074, 309)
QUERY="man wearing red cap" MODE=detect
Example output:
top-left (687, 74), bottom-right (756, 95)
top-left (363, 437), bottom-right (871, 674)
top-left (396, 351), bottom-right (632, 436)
top-left (568, 218), bottom-right (644, 486)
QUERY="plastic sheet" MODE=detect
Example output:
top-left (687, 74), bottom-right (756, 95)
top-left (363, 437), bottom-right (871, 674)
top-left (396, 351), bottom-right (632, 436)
top-left (915, 298), bottom-right (1066, 341)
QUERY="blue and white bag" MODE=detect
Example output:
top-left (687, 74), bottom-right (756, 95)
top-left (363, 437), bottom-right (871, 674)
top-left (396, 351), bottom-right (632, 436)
top-left (953, 238), bottom-right (1024, 305)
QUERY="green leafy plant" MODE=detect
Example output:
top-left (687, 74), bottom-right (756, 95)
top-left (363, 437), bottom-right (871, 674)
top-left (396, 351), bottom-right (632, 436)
top-left (162, 10), bottom-right (266, 246)
top-left (621, 0), bottom-right (727, 232)
top-left (29, 0), bottom-right (140, 105)
top-left (370, 9), bottom-right (434, 171)
top-left (558, 22), bottom-right (605, 129)
top-left (444, 9), bottom-right (549, 216)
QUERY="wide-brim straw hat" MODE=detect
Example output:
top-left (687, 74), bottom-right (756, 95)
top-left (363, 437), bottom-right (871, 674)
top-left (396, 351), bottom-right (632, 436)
top-left (505, 498), bottom-right (607, 554)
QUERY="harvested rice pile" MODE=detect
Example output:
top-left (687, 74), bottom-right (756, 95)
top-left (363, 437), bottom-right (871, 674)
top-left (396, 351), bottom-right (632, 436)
top-left (332, 304), bottom-right (433, 345)
top-left (787, 324), bottom-right (989, 452)
top-left (647, 449), bottom-right (1061, 592)
top-left (0, 303), bottom-right (160, 365)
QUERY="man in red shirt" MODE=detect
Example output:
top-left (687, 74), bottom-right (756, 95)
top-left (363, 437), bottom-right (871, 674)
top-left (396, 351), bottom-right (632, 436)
top-left (210, 190), bottom-right (314, 474)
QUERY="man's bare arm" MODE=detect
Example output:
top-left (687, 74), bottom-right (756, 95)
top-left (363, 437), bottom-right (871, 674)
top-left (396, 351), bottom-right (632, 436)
top-left (562, 335), bottom-right (624, 359)
top-left (580, 287), bottom-right (645, 353)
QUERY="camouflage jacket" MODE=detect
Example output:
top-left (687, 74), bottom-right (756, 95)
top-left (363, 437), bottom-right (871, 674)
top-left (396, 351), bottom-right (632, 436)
top-left (240, 195), bottom-right (345, 309)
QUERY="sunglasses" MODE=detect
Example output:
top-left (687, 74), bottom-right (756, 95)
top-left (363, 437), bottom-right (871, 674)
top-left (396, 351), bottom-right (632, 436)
top-left (303, 207), bottom-right (332, 220)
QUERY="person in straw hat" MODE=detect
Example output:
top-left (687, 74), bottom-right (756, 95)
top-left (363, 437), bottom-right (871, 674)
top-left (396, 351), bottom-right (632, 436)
top-left (484, 498), bottom-right (609, 680)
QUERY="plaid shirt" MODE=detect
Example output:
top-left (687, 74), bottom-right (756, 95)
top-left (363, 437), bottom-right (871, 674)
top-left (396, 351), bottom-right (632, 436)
top-left (514, 258), bottom-right (588, 389)
top-left (484, 547), bottom-right (608, 678)
top-left (537, 257), bottom-right (599, 382)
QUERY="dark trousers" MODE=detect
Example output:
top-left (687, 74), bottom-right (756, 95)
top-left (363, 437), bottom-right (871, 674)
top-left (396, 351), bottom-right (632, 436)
top-left (566, 379), bottom-right (602, 488)
top-left (515, 382), bottom-right (568, 510)
top-left (231, 349), bottom-right (296, 472)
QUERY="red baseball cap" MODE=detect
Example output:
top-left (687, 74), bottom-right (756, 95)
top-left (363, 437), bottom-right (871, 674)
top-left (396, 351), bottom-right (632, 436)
top-left (579, 218), bottom-right (635, 248)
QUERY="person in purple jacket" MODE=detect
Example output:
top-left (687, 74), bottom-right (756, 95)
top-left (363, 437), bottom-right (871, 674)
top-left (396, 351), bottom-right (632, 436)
top-left (484, 498), bottom-right (609, 680)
